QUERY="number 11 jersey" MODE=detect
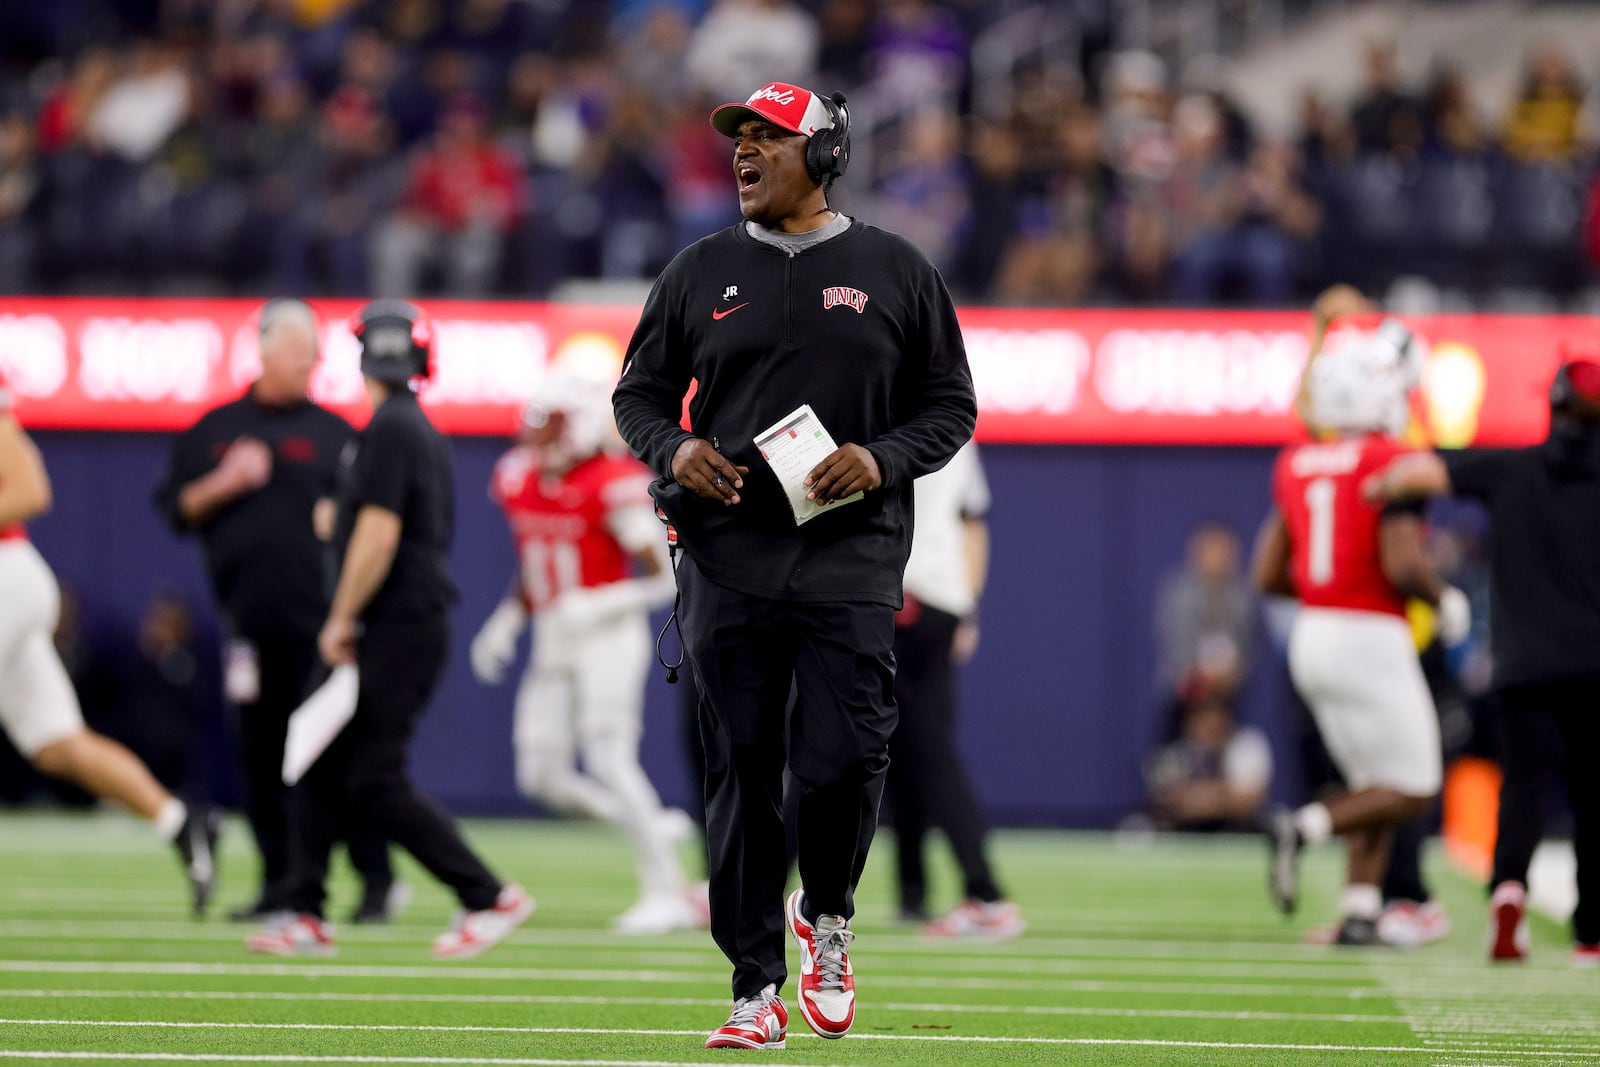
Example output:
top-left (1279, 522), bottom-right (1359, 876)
top-left (1272, 434), bottom-right (1417, 619)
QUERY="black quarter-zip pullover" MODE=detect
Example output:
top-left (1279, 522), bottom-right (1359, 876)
top-left (156, 390), bottom-right (354, 638)
top-left (613, 218), bottom-right (977, 606)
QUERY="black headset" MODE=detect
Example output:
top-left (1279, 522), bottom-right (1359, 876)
top-left (350, 299), bottom-right (434, 385)
top-left (804, 91), bottom-right (851, 189)
top-left (1551, 360), bottom-right (1574, 411)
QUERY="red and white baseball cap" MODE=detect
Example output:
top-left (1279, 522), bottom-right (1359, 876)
top-left (710, 82), bottom-right (835, 138)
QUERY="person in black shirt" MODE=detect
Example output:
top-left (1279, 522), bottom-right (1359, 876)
top-left (1365, 357), bottom-right (1600, 966)
top-left (613, 82), bottom-right (976, 1048)
top-left (246, 299), bottom-right (532, 959)
top-left (157, 298), bottom-right (396, 923)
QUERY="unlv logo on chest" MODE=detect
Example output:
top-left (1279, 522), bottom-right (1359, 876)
top-left (822, 286), bottom-right (869, 314)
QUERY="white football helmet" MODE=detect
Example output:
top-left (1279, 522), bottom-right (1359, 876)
top-left (1307, 346), bottom-right (1411, 437)
top-left (1364, 317), bottom-right (1423, 389)
top-left (520, 367), bottom-right (618, 460)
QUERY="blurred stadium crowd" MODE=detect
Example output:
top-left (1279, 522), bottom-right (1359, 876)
top-left (0, 0), bottom-right (1597, 307)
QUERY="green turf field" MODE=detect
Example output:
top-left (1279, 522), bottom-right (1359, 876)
top-left (0, 812), bottom-right (1595, 1065)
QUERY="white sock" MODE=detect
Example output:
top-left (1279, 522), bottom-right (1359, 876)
top-left (1341, 883), bottom-right (1383, 921)
top-left (1294, 802), bottom-right (1332, 846)
top-left (154, 798), bottom-right (187, 841)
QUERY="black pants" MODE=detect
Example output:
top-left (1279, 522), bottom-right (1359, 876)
top-left (1382, 813), bottom-right (1431, 905)
top-left (1490, 680), bottom-right (1600, 945)
top-left (237, 633), bottom-right (392, 907)
top-left (679, 556), bottom-right (897, 999)
top-left (285, 619), bottom-right (502, 918)
top-left (886, 601), bottom-right (1001, 913)
top-left (678, 672), bottom-right (801, 877)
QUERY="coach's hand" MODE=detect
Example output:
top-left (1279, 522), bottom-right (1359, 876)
top-left (221, 436), bottom-right (274, 493)
top-left (806, 444), bottom-right (881, 505)
top-left (673, 437), bottom-right (748, 506)
top-left (318, 614), bottom-right (358, 667)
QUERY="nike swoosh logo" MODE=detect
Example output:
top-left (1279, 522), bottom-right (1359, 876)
top-left (712, 302), bottom-right (749, 320)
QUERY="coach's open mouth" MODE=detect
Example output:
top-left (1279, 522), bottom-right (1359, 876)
top-left (737, 163), bottom-right (762, 190)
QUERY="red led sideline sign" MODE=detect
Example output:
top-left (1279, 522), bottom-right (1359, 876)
top-left (0, 298), bottom-right (1585, 446)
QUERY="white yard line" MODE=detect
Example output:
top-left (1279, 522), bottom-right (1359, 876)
top-left (5, 957), bottom-right (1591, 1001)
top-left (1371, 950), bottom-right (1600, 1058)
top-left (0, 940), bottom-right (1460, 982)
top-left (0, 1031), bottom-right (1596, 1059)
top-left (0, 923), bottom-right (1548, 980)
top-left (0, 920), bottom-right (1422, 962)
top-left (0, 906), bottom-right (1320, 945)
top-left (0, 1054), bottom-right (811, 1066)
top-left (2, 1018), bottom-right (1598, 1056)
top-left (0, 988), bottom-right (1413, 1025)
top-left (0, 959), bottom-right (1403, 997)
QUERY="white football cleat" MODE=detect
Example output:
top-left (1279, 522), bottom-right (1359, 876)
top-left (613, 893), bottom-right (704, 935)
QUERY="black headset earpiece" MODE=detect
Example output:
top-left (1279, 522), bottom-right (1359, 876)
top-left (805, 90), bottom-right (851, 188)
top-left (1551, 360), bottom-right (1573, 411)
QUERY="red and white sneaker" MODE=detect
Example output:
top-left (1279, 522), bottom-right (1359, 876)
top-left (785, 887), bottom-right (855, 1039)
top-left (923, 899), bottom-right (1025, 940)
top-left (1489, 881), bottom-right (1529, 962)
top-left (246, 914), bottom-right (336, 956)
top-left (1376, 901), bottom-right (1451, 948)
top-left (1573, 943), bottom-right (1600, 968)
top-left (705, 984), bottom-right (787, 1050)
top-left (431, 884), bottom-right (535, 960)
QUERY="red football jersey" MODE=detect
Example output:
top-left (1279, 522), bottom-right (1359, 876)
top-left (490, 447), bottom-right (654, 611)
top-left (0, 367), bottom-right (26, 542)
top-left (1272, 434), bottom-right (1416, 618)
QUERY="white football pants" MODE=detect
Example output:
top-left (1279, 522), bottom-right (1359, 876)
top-left (0, 541), bottom-right (85, 757)
top-left (515, 609), bottom-right (685, 899)
top-left (1289, 606), bottom-right (1442, 797)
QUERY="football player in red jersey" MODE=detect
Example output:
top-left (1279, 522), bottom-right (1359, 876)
top-left (1250, 293), bottom-right (1468, 944)
top-left (0, 368), bottom-right (220, 913)
top-left (470, 368), bottom-right (701, 934)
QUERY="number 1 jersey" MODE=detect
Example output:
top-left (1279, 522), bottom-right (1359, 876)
top-left (1272, 434), bottom-right (1416, 619)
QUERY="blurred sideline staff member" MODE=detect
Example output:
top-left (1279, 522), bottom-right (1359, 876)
top-left (614, 81), bottom-right (976, 1047)
top-left (886, 440), bottom-right (1023, 938)
top-left (157, 298), bottom-right (397, 923)
top-left (1365, 356), bottom-right (1600, 966)
top-left (247, 300), bottom-right (532, 959)
top-left (0, 367), bottom-right (218, 914)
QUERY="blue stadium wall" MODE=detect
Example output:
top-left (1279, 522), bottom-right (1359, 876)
top-left (29, 432), bottom-right (1300, 826)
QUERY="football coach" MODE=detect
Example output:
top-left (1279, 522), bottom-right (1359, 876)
top-left (157, 298), bottom-right (396, 922)
top-left (612, 81), bottom-right (976, 1049)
